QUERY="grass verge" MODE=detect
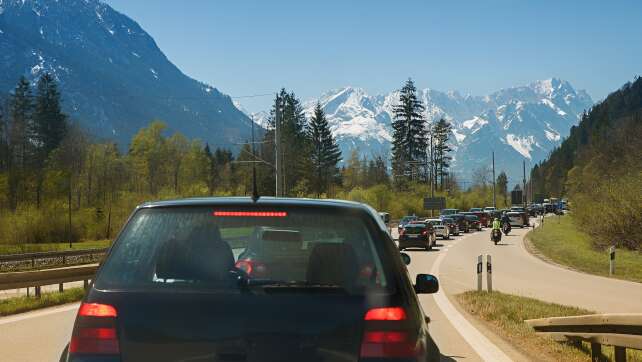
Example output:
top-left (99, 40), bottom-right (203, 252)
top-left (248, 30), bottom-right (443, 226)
top-left (0, 288), bottom-right (84, 317)
top-left (0, 240), bottom-right (111, 255)
top-left (457, 291), bottom-right (642, 361)
top-left (527, 215), bottom-right (642, 283)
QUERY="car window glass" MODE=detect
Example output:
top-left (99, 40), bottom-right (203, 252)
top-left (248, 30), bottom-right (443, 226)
top-left (95, 207), bottom-right (393, 295)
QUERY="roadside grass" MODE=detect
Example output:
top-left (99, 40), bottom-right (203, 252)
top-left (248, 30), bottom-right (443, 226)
top-left (457, 291), bottom-right (642, 362)
top-left (0, 288), bottom-right (84, 317)
top-left (0, 240), bottom-right (111, 255)
top-left (527, 215), bottom-right (642, 283)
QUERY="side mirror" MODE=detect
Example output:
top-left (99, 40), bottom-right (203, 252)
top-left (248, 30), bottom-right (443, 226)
top-left (400, 252), bottom-right (411, 265)
top-left (415, 274), bottom-right (439, 294)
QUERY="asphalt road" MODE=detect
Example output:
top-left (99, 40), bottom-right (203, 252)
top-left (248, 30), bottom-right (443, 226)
top-left (1, 220), bottom-right (640, 361)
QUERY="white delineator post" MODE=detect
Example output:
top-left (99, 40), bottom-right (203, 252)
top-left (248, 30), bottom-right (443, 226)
top-left (486, 254), bottom-right (493, 292)
top-left (609, 246), bottom-right (616, 275)
top-left (477, 255), bottom-right (483, 292)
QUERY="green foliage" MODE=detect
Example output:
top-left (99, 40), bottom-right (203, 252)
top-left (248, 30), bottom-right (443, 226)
top-left (457, 291), bottom-right (601, 362)
top-left (0, 240), bottom-right (110, 255)
top-left (391, 78), bottom-right (427, 184)
top-left (431, 118), bottom-right (453, 190)
top-left (528, 215), bottom-right (642, 283)
top-left (532, 77), bottom-right (642, 249)
top-left (0, 288), bottom-right (85, 317)
top-left (307, 103), bottom-right (342, 196)
top-left (0, 77), bottom-right (517, 248)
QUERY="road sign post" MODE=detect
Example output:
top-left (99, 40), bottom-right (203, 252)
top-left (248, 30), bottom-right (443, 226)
top-left (609, 246), bottom-right (615, 275)
top-left (477, 255), bottom-right (483, 292)
top-left (486, 254), bottom-right (493, 292)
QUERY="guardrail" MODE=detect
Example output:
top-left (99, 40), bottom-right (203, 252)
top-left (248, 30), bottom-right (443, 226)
top-left (526, 314), bottom-right (642, 362)
top-left (0, 264), bottom-right (98, 297)
top-left (0, 248), bottom-right (107, 272)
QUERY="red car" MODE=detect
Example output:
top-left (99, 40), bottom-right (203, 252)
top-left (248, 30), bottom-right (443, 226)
top-left (469, 209), bottom-right (490, 227)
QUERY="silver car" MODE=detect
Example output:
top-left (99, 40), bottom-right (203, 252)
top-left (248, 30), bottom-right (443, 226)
top-left (425, 218), bottom-right (450, 240)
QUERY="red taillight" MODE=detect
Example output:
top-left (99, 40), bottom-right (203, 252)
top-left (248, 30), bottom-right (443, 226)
top-left (235, 260), bottom-right (267, 277)
top-left (78, 303), bottom-right (117, 318)
top-left (364, 307), bottom-right (407, 321)
top-left (360, 331), bottom-right (417, 358)
top-left (213, 211), bottom-right (287, 217)
top-left (421, 230), bottom-right (428, 236)
top-left (361, 307), bottom-right (418, 358)
top-left (70, 303), bottom-right (119, 355)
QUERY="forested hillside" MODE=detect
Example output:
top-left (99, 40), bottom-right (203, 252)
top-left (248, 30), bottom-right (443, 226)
top-left (531, 77), bottom-right (642, 249)
top-left (0, 74), bottom-right (517, 247)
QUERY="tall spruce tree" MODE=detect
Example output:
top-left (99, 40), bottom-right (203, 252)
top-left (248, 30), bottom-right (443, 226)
top-left (32, 73), bottom-right (68, 207)
top-left (265, 89), bottom-right (310, 196)
top-left (0, 103), bottom-right (7, 172)
top-left (7, 77), bottom-right (34, 210)
top-left (391, 78), bottom-right (427, 184)
top-left (9, 77), bottom-right (34, 170)
top-left (307, 103), bottom-right (341, 195)
top-left (33, 73), bottom-right (67, 156)
top-left (432, 118), bottom-right (453, 190)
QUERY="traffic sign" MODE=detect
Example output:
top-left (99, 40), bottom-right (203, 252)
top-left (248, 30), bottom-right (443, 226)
top-left (423, 197), bottom-right (446, 210)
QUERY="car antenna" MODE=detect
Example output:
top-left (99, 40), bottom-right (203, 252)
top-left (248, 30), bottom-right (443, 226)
top-left (250, 116), bottom-right (260, 203)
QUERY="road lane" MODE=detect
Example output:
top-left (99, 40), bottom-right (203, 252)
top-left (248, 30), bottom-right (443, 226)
top-left (402, 236), bottom-right (485, 362)
top-left (439, 221), bottom-right (642, 313)
top-left (1, 219), bottom-right (640, 362)
top-left (0, 303), bottom-right (77, 362)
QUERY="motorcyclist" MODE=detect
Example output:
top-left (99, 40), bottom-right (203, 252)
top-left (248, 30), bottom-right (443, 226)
top-left (492, 217), bottom-right (501, 230)
top-left (501, 211), bottom-right (510, 228)
top-left (491, 217), bottom-right (502, 242)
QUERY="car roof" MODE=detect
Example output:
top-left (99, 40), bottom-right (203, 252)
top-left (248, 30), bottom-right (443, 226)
top-left (138, 197), bottom-right (370, 211)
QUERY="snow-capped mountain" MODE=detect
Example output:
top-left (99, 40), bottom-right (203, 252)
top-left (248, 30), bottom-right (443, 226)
top-left (0, 0), bottom-right (253, 147)
top-left (241, 79), bottom-right (593, 180)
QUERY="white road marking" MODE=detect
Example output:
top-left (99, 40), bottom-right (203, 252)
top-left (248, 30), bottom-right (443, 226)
top-left (0, 302), bottom-right (80, 326)
top-left (430, 241), bottom-right (512, 362)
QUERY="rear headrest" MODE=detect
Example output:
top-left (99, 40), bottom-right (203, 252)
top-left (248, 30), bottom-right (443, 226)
top-left (306, 243), bottom-right (359, 288)
top-left (156, 223), bottom-right (234, 282)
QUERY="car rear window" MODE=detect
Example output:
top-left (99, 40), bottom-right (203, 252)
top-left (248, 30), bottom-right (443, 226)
top-left (404, 225), bottom-right (425, 234)
top-left (95, 206), bottom-right (394, 295)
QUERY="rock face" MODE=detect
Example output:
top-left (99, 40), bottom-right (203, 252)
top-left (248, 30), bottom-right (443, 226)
top-left (297, 79), bottom-right (593, 179)
top-left (0, 0), bottom-right (253, 148)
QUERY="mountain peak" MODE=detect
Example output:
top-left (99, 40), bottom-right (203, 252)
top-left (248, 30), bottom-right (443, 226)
top-left (0, 0), bottom-right (252, 148)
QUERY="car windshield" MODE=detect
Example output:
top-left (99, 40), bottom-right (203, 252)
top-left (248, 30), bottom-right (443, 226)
top-left (427, 220), bottom-right (441, 226)
top-left (95, 206), bottom-right (394, 295)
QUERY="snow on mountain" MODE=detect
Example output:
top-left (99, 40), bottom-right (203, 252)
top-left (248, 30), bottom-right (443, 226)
top-left (0, 0), bottom-right (253, 148)
top-left (238, 79), bottom-right (593, 179)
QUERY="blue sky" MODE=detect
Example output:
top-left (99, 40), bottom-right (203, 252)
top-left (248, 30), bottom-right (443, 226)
top-left (105, 0), bottom-right (642, 112)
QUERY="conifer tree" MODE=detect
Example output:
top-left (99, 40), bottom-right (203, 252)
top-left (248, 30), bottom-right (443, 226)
top-left (391, 78), bottom-right (427, 184)
top-left (307, 103), bottom-right (341, 195)
top-left (7, 77), bottom-right (34, 209)
top-left (33, 73), bottom-right (67, 156)
top-left (432, 118), bottom-right (453, 190)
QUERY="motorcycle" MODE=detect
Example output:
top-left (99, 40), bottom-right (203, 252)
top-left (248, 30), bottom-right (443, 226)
top-left (491, 228), bottom-right (502, 244)
top-left (502, 222), bottom-right (511, 235)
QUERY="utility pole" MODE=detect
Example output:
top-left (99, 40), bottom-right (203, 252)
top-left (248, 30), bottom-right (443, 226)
top-left (492, 151), bottom-right (496, 208)
top-left (523, 160), bottom-right (527, 208)
top-left (274, 95), bottom-right (280, 197)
